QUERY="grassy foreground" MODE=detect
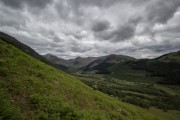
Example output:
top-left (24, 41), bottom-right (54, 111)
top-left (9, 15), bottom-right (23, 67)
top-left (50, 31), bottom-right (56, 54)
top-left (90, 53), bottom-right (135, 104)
top-left (0, 39), bottom-right (162, 120)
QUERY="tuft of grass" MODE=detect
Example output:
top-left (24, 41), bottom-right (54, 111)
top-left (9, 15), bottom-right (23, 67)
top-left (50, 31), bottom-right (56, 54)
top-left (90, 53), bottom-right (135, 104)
top-left (0, 87), bottom-right (22, 120)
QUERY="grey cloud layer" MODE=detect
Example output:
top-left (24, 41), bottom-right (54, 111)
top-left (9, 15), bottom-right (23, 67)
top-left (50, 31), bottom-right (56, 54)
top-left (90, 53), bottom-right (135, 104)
top-left (0, 0), bottom-right (180, 59)
top-left (145, 0), bottom-right (180, 24)
top-left (0, 0), bottom-right (52, 8)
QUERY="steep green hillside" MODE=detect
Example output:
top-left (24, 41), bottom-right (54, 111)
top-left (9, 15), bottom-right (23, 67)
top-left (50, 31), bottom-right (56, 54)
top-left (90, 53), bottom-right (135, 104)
top-left (0, 39), bottom-right (162, 120)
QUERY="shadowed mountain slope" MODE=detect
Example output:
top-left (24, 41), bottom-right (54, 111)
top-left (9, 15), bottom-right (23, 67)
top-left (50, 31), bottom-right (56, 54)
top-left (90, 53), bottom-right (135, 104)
top-left (44, 53), bottom-right (98, 72)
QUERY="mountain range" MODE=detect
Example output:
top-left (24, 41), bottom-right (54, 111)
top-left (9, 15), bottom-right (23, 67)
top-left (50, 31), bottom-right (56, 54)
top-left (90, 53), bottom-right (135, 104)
top-left (44, 53), bottom-right (136, 72)
top-left (43, 48), bottom-right (180, 85)
top-left (44, 53), bottom-right (97, 72)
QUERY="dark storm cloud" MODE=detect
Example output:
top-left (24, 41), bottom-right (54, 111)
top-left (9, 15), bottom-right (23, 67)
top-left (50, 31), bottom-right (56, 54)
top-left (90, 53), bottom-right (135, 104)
top-left (52, 36), bottom-right (62, 43)
top-left (0, 0), bottom-right (52, 9)
top-left (55, 48), bottom-right (66, 53)
top-left (95, 23), bottom-right (137, 42)
top-left (65, 31), bottom-right (87, 40)
top-left (135, 39), bottom-right (180, 56)
top-left (111, 24), bottom-right (136, 41)
top-left (145, 0), bottom-right (180, 24)
top-left (71, 0), bottom-right (121, 7)
top-left (0, 0), bottom-right (23, 8)
top-left (152, 44), bottom-right (180, 53)
top-left (55, 0), bottom-right (123, 22)
top-left (0, 6), bottom-right (26, 29)
top-left (92, 19), bottom-right (111, 32)
top-left (71, 46), bottom-right (92, 53)
top-left (47, 32), bottom-right (64, 43)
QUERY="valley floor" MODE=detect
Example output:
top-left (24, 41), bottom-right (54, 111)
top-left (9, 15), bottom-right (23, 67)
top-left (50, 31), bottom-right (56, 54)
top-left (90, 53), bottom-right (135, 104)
top-left (74, 73), bottom-right (180, 120)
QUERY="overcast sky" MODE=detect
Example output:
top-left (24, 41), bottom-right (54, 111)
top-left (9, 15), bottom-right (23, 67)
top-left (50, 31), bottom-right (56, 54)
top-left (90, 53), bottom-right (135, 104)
top-left (0, 0), bottom-right (180, 59)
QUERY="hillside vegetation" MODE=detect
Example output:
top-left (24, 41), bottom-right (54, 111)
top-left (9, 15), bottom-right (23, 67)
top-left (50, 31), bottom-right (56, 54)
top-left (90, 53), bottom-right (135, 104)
top-left (82, 51), bottom-right (180, 85)
top-left (76, 73), bottom-right (180, 111)
top-left (129, 54), bottom-right (180, 85)
top-left (0, 38), bottom-right (163, 120)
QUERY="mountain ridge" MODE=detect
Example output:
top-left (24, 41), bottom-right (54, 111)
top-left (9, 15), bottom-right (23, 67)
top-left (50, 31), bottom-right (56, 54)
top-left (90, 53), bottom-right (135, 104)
top-left (0, 31), bottom-right (48, 63)
top-left (44, 53), bottom-right (136, 72)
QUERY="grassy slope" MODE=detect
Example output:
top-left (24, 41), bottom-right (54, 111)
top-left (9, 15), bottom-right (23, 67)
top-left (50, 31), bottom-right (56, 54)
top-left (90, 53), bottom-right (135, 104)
top-left (147, 108), bottom-right (180, 120)
top-left (0, 39), bottom-right (161, 120)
